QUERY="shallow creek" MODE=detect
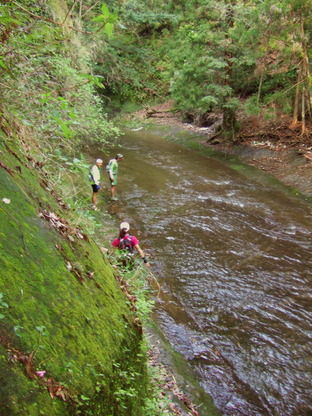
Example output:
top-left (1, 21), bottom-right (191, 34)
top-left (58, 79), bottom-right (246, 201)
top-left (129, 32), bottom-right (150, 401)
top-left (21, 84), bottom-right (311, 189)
top-left (102, 129), bottom-right (312, 416)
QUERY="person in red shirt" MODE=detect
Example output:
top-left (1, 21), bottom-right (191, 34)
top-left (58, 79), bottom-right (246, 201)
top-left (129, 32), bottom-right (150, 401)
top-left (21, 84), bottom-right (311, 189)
top-left (112, 222), bottom-right (150, 267)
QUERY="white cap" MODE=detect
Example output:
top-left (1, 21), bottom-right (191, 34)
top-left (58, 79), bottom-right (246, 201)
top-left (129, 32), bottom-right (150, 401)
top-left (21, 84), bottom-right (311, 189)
top-left (120, 222), bottom-right (130, 232)
top-left (96, 158), bottom-right (103, 164)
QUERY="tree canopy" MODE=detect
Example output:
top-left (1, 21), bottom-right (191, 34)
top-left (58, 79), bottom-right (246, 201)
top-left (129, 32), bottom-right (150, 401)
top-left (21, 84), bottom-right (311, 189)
top-left (1, 0), bottom-right (312, 143)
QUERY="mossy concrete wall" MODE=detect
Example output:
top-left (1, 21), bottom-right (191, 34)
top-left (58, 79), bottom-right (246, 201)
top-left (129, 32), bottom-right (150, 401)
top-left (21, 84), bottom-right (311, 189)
top-left (0, 139), bottom-right (147, 415)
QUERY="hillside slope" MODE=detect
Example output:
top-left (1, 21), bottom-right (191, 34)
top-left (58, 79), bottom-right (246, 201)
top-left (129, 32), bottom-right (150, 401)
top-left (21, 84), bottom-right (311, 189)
top-left (0, 138), bottom-right (147, 415)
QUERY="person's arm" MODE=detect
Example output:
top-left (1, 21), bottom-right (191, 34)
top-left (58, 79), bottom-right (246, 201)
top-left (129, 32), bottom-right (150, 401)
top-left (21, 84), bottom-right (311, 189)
top-left (134, 244), bottom-right (150, 267)
top-left (110, 238), bottom-right (120, 255)
top-left (112, 238), bottom-right (119, 249)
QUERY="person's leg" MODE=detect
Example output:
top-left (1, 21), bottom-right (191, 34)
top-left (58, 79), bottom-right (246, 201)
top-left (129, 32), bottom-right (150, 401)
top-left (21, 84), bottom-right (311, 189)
top-left (111, 176), bottom-right (118, 200)
top-left (111, 185), bottom-right (116, 198)
top-left (111, 175), bottom-right (118, 200)
top-left (92, 191), bottom-right (98, 205)
top-left (91, 184), bottom-right (100, 209)
top-left (109, 177), bottom-right (114, 198)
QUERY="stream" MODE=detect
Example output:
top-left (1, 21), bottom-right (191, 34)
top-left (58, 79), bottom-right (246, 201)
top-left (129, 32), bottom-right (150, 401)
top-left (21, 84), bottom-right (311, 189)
top-left (101, 128), bottom-right (312, 416)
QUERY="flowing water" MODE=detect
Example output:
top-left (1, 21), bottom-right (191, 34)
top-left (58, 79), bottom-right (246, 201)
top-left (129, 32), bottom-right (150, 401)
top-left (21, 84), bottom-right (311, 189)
top-left (104, 129), bottom-right (312, 416)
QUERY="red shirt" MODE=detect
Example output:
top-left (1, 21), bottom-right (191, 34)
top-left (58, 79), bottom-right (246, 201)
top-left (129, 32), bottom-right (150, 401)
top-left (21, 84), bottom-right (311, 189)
top-left (112, 234), bottom-right (139, 249)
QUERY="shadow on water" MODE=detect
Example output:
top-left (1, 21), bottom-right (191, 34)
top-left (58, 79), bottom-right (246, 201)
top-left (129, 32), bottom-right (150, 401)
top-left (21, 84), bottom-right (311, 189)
top-left (98, 128), bottom-right (312, 416)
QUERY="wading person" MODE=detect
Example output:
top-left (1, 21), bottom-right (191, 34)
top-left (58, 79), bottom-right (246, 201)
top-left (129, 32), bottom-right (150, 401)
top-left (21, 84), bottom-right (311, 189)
top-left (107, 154), bottom-right (123, 201)
top-left (89, 158), bottom-right (103, 210)
top-left (112, 222), bottom-right (150, 268)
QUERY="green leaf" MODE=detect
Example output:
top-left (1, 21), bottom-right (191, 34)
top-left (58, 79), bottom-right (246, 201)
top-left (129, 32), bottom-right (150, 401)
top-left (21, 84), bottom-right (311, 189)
top-left (36, 326), bottom-right (46, 332)
top-left (80, 395), bottom-right (90, 401)
top-left (0, 59), bottom-right (8, 70)
top-left (101, 3), bottom-right (110, 18)
top-left (59, 123), bottom-right (72, 138)
top-left (78, 74), bottom-right (105, 89)
top-left (104, 22), bottom-right (114, 38)
top-left (111, 11), bottom-right (118, 21)
top-left (92, 15), bottom-right (104, 22)
top-left (14, 325), bottom-right (22, 332)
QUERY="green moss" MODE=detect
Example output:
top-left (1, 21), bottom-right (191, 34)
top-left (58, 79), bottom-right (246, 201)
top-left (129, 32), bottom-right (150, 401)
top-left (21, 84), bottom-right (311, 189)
top-left (0, 146), bottom-right (148, 414)
top-left (0, 346), bottom-right (66, 415)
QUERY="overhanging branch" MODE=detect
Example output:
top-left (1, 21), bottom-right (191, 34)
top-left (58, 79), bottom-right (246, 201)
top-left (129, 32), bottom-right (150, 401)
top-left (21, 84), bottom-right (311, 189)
top-left (11, 1), bottom-right (93, 35)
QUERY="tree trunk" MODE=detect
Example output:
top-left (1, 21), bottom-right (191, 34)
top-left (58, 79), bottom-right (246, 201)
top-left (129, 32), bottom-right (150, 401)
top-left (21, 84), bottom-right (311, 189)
top-left (299, 17), bottom-right (311, 135)
top-left (301, 85), bottom-right (306, 135)
top-left (300, 19), bottom-right (312, 118)
top-left (292, 68), bottom-right (301, 126)
top-left (257, 72), bottom-right (263, 109)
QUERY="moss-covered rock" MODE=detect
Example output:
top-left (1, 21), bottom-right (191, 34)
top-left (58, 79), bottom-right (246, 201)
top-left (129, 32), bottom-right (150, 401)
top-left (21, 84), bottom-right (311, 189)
top-left (0, 140), bottom-right (148, 415)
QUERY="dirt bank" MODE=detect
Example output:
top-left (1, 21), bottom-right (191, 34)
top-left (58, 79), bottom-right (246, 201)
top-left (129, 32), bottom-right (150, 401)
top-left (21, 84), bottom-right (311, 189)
top-left (132, 102), bottom-right (312, 200)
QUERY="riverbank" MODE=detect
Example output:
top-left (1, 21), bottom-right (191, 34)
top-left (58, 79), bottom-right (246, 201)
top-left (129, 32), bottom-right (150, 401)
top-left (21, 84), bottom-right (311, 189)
top-left (128, 102), bottom-right (312, 200)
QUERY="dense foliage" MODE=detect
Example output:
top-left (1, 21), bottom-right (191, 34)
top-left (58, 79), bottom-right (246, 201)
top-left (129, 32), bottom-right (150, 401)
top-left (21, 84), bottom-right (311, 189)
top-left (0, 0), bottom-right (120, 156)
top-left (0, 2), bottom-right (173, 414)
top-left (95, 0), bottom-right (312, 135)
top-left (1, 0), bottom-right (311, 143)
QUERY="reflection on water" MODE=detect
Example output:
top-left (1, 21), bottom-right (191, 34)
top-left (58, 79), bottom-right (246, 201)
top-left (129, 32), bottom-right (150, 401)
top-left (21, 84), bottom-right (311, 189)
top-left (111, 129), bottom-right (312, 416)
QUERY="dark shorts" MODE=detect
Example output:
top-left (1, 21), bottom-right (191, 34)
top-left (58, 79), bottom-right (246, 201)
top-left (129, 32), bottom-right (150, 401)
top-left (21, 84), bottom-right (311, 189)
top-left (92, 184), bottom-right (100, 193)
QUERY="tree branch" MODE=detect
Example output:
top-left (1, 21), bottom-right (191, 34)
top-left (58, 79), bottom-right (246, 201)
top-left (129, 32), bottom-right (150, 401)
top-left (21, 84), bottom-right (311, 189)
top-left (81, 1), bottom-right (102, 18)
top-left (62, 0), bottom-right (78, 25)
top-left (11, 1), bottom-right (93, 35)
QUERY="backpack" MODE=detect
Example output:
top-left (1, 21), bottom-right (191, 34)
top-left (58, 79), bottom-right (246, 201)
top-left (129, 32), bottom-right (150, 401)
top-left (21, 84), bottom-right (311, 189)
top-left (106, 160), bottom-right (112, 173)
top-left (118, 236), bottom-right (133, 253)
top-left (88, 172), bottom-right (94, 182)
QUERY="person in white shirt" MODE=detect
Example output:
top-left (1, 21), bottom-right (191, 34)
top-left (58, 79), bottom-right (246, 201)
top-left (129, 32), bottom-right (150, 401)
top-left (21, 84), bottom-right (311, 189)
top-left (89, 158), bottom-right (103, 210)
